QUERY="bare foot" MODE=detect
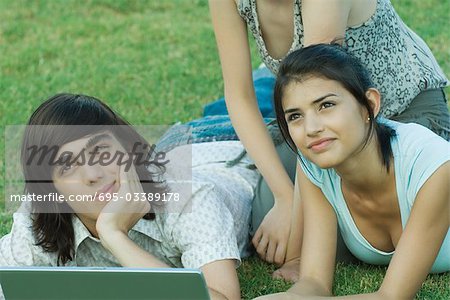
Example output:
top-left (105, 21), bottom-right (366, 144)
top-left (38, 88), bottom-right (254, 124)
top-left (272, 257), bottom-right (300, 282)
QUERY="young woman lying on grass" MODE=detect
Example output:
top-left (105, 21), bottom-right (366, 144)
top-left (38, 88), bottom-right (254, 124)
top-left (0, 93), bottom-right (262, 300)
top-left (257, 44), bottom-right (449, 299)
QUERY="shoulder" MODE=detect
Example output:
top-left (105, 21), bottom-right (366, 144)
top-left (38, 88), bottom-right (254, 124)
top-left (388, 119), bottom-right (449, 158)
top-left (386, 119), bottom-right (450, 198)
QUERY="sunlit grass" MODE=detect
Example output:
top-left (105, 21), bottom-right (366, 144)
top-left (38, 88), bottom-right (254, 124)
top-left (0, 1), bottom-right (448, 299)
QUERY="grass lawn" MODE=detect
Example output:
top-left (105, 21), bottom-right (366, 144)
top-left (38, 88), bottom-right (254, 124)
top-left (0, 0), bottom-right (449, 299)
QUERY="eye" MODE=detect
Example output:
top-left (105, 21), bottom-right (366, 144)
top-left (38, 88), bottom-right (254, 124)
top-left (93, 145), bottom-right (110, 152)
top-left (59, 163), bottom-right (76, 175)
top-left (287, 113), bottom-right (303, 122)
top-left (319, 102), bottom-right (335, 110)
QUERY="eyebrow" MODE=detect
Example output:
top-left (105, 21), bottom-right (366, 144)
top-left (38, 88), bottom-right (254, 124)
top-left (53, 133), bottom-right (113, 173)
top-left (85, 133), bottom-right (113, 149)
top-left (284, 93), bottom-right (337, 115)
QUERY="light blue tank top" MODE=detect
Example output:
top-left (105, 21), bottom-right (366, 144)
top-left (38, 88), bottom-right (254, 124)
top-left (298, 119), bottom-right (450, 273)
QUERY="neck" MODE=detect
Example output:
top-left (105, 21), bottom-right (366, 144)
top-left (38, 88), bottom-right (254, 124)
top-left (335, 134), bottom-right (392, 196)
top-left (76, 214), bottom-right (99, 238)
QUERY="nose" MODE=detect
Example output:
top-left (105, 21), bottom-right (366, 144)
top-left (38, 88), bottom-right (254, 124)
top-left (82, 163), bottom-right (104, 186)
top-left (304, 114), bottom-right (324, 137)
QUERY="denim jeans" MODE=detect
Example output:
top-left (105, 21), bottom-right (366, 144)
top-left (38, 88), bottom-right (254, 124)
top-left (155, 115), bottom-right (278, 153)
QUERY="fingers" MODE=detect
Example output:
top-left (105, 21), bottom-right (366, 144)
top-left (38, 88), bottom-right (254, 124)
top-left (253, 230), bottom-right (286, 264)
top-left (272, 268), bottom-right (283, 280)
top-left (253, 227), bottom-right (271, 260)
top-left (274, 243), bottom-right (287, 266)
top-left (252, 228), bottom-right (263, 249)
top-left (265, 241), bottom-right (276, 263)
top-left (272, 268), bottom-right (298, 282)
top-left (255, 235), bottom-right (269, 259)
top-left (271, 258), bottom-right (301, 282)
top-left (263, 240), bottom-right (286, 265)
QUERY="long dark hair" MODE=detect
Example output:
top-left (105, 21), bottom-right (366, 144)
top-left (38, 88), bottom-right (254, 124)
top-left (274, 44), bottom-right (395, 170)
top-left (21, 93), bottom-right (168, 265)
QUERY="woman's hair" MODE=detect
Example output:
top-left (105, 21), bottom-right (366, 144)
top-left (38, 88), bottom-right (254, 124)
top-left (273, 43), bottom-right (395, 170)
top-left (21, 93), bottom-right (168, 265)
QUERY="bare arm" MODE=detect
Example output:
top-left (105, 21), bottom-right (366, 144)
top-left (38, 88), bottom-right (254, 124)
top-left (96, 163), bottom-right (170, 268)
top-left (255, 164), bottom-right (338, 299)
top-left (209, 0), bottom-right (294, 264)
top-left (96, 169), bottom-right (240, 299)
top-left (289, 165), bottom-right (338, 297)
top-left (258, 163), bottom-right (450, 300)
top-left (303, 162), bottom-right (450, 300)
top-left (284, 171), bottom-right (303, 262)
top-left (100, 230), bottom-right (239, 299)
top-left (375, 162), bottom-right (450, 300)
top-left (302, 0), bottom-right (351, 46)
top-left (273, 170), bottom-right (304, 281)
top-left (202, 260), bottom-right (241, 300)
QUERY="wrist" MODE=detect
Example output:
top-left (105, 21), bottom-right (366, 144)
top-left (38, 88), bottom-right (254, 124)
top-left (270, 184), bottom-right (294, 205)
top-left (375, 289), bottom-right (405, 300)
top-left (288, 278), bottom-right (331, 297)
top-left (284, 256), bottom-right (300, 264)
top-left (98, 228), bottom-right (129, 252)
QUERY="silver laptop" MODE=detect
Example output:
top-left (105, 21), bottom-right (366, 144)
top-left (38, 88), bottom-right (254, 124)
top-left (0, 267), bottom-right (210, 300)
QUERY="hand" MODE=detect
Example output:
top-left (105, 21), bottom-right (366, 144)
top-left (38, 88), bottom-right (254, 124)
top-left (272, 257), bottom-right (300, 282)
top-left (252, 199), bottom-right (292, 265)
top-left (96, 160), bottom-right (150, 250)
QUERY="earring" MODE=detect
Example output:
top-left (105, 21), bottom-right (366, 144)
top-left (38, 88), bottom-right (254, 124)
top-left (367, 117), bottom-right (371, 121)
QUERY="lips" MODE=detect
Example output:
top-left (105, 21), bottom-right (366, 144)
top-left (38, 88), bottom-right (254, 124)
top-left (307, 138), bottom-right (336, 152)
top-left (97, 181), bottom-right (116, 195)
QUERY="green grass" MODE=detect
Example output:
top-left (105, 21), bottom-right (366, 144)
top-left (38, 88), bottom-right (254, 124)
top-left (0, 0), bottom-right (449, 299)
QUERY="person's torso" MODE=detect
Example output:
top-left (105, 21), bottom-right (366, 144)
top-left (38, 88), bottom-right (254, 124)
top-left (298, 120), bottom-right (450, 273)
top-left (238, 0), bottom-right (449, 117)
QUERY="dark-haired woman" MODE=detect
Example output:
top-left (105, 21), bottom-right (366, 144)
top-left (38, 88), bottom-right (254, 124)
top-left (209, 0), bottom-right (449, 275)
top-left (256, 44), bottom-right (449, 299)
top-left (0, 93), bottom-right (260, 300)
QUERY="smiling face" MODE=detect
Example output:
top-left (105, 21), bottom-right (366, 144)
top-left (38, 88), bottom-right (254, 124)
top-left (283, 76), bottom-right (371, 169)
top-left (51, 132), bottom-right (125, 223)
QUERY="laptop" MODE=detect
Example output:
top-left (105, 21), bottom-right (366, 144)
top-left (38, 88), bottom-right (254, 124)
top-left (0, 267), bottom-right (210, 300)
